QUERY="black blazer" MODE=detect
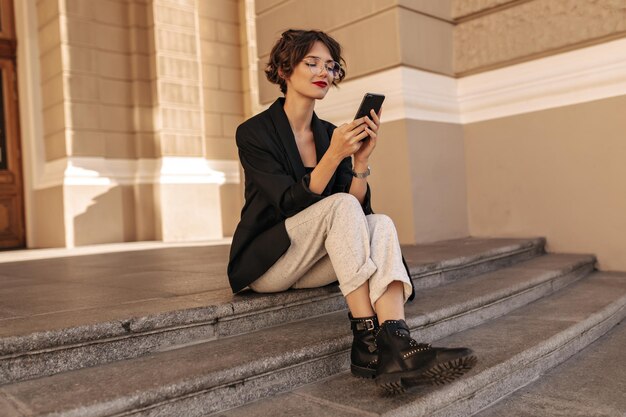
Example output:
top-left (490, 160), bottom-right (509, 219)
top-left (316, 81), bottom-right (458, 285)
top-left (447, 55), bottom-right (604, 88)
top-left (227, 97), bottom-right (415, 301)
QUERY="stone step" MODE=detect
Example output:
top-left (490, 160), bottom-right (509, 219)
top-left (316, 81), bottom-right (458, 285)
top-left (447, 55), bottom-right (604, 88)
top-left (0, 253), bottom-right (593, 416)
top-left (0, 237), bottom-right (544, 385)
top-left (475, 315), bottom-right (626, 416)
top-left (215, 271), bottom-right (626, 417)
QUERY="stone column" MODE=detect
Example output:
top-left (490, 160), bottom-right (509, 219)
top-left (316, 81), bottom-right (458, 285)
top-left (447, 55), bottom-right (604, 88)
top-left (149, 0), bottom-right (225, 241)
top-left (197, 0), bottom-right (245, 238)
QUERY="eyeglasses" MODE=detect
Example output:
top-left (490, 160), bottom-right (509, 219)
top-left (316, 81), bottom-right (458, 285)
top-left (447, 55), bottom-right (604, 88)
top-left (302, 57), bottom-right (343, 79)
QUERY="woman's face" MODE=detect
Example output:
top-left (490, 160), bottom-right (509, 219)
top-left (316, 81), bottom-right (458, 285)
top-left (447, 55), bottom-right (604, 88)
top-left (284, 41), bottom-right (336, 101)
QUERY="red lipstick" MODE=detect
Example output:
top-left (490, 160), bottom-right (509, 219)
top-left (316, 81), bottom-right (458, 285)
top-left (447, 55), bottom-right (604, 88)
top-left (313, 81), bottom-right (327, 88)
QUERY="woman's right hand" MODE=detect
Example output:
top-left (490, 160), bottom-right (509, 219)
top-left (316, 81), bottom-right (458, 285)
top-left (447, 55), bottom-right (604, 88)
top-left (327, 117), bottom-right (370, 163)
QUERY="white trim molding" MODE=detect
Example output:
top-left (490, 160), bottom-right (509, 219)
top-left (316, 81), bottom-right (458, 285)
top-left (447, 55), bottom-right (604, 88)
top-left (458, 37), bottom-right (626, 123)
top-left (315, 66), bottom-right (460, 126)
top-left (37, 157), bottom-right (240, 189)
top-left (313, 37), bottom-right (626, 126)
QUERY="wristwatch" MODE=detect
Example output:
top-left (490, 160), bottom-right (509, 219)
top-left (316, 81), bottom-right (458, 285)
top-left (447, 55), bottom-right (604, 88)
top-left (352, 166), bottom-right (371, 179)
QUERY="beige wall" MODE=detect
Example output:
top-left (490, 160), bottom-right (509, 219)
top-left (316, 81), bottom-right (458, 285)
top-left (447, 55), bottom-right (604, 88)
top-left (367, 120), bottom-right (415, 244)
top-left (465, 95), bottom-right (626, 271)
top-left (70, 184), bottom-right (137, 245)
top-left (370, 119), bottom-right (468, 243)
top-left (31, 186), bottom-right (65, 247)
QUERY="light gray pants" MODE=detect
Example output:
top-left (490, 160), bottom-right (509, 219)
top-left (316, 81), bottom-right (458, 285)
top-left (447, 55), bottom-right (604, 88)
top-left (249, 193), bottom-right (412, 311)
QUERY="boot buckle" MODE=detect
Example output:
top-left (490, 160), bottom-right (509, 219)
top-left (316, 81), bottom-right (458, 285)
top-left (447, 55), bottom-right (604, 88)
top-left (363, 318), bottom-right (375, 331)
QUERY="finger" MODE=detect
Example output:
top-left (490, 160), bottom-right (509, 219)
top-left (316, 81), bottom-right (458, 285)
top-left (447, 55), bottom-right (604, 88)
top-left (371, 108), bottom-right (381, 124)
top-left (349, 122), bottom-right (368, 137)
top-left (351, 117), bottom-right (367, 128)
top-left (364, 116), bottom-right (378, 132)
top-left (354, 129), bottom-right (370, 142)
top-left (364, 126), bottom-right (377, 140)
top-left (338, 122), bottom-right (353, 132)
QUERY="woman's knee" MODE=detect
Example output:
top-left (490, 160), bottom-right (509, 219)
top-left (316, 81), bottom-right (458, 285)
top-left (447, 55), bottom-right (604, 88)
top-left (367, 213), bottom-right (395, 230)
top-left (328, 193), bottom-right (363, 216)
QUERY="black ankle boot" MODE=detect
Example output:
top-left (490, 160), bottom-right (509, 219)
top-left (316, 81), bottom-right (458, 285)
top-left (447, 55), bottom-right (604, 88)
top-left (348, 313), bottom-right (379, 379)
top-left (375, 319), bottom-right (477, 393)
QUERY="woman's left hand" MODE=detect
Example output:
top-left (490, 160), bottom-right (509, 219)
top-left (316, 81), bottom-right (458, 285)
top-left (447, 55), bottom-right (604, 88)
top-left (354, 108), bottom-right (382, 164)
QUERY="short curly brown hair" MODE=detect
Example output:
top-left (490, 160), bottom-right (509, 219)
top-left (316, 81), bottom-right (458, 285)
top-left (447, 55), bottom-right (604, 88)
top-left (265, 29), bottom-right (346, 94)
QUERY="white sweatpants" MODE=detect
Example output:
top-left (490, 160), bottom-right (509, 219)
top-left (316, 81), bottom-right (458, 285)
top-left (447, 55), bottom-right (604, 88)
top-left (249, 193), bottom-right (412, 310)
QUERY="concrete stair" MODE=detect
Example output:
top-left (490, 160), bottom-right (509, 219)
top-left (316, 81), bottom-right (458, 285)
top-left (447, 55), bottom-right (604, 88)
top-left (0, 237), bottom-right (544, 385)
top-left (475, 309), bottom-right (626, 417)
top-left (1, 237), bottom-right (624, 416)
top-left (218, 271), bottom-right (626, 417)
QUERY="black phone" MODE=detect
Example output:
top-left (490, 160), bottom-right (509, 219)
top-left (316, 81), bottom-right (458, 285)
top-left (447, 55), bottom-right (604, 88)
top-left (354, 93), bottom-right (385, 120)
top-left (354, 93), bottom-right (385, 140)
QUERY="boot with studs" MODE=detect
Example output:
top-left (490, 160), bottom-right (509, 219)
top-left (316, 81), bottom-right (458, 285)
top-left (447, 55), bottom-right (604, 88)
top-left (348, 312), bottom-right (379, 378)
top-left (374, 319), bottom-right (477, 393)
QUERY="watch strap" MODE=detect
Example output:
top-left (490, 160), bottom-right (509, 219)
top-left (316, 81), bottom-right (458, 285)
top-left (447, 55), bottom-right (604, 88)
top-left (352, 166), bottom-right (371, 179)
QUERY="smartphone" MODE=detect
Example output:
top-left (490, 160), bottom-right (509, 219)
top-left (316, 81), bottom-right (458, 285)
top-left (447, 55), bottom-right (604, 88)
top-left (354, 93), bottom-right (385, 140)
top-left (354, 93), bottom-right (385, 120)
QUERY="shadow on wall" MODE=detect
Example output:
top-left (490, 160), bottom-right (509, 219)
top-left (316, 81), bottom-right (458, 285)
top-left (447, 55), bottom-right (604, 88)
top-left (73, 185), bottom-right (147, 246)
top-left (71, 182), bottom-right (240, 246)
top-left (219, 182), bottom-right (243, 237)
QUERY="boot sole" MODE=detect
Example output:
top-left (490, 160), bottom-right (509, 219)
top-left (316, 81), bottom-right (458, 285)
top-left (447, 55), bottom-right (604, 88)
top-left (376, 355), bottom-right (478, 394)
top-left (351, 364), bottom-right (376, 379)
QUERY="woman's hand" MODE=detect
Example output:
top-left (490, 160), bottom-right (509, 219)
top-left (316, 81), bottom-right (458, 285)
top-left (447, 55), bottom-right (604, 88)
top-left (327, 117), bottom-right (369, 163)
top-left (354, 108), bottom-right (381, 164)
top-left (327, 108), bottom-right (382, 164)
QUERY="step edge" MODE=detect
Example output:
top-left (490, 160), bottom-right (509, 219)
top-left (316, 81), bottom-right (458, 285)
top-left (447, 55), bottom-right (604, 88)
top-left (408, 261), bottom-right (594, 331)
top-left (0, 238), bottom-right (547, 356)
top-left (408, 237), bottom-right (546, 276)
top-left (0, 249), bottom-right (577, 367)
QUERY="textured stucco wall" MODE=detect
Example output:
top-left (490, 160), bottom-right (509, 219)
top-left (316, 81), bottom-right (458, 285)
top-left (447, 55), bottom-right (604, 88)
top-left (454, 0), bottom-right (626, 75)
top-left (452, 0), bottom-right (519, 19)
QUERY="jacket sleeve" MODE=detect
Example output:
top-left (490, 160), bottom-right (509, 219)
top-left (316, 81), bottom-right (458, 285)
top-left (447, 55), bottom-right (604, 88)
top-left (237, 124), bottom-right (324, 218)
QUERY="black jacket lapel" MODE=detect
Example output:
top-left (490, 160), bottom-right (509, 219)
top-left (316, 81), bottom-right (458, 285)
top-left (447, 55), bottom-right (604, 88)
top-left (311, 110), bottom-right (338, 194)
top-left (269, 97), bottom-right (306, 179)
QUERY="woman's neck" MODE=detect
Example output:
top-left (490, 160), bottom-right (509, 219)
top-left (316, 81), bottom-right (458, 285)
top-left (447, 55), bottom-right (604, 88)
top-left (282, 93), bottom-right (315, 133)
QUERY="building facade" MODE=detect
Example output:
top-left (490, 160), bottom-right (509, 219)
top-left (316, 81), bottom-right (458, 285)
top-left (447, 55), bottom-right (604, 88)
top-left (2, 0), bottom-right (626, 270)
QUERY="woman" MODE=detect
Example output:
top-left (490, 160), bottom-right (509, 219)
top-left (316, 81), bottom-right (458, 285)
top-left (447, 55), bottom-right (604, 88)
top-left (227, 29), bottom-right (476, 393)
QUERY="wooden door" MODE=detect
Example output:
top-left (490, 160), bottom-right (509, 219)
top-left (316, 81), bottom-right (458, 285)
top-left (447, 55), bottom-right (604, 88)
top-left (0, 0), bottom-right (24, 249)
